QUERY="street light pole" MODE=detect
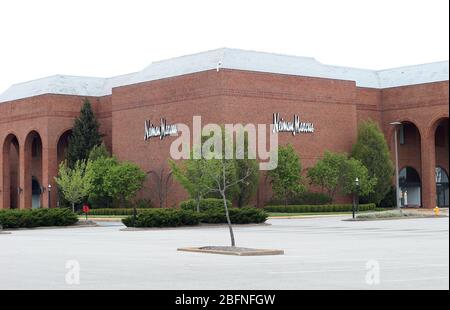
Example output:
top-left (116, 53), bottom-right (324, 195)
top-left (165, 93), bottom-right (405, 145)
top-left (47, 184), bottom-right (52, 209)
top-left (353, 177), bottom-right (359, 219)
top-left (390, 122), bottom-right (402, 210)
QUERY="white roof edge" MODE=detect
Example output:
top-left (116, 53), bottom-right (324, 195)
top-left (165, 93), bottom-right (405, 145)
top-left (0, 48), bottom-right (448, 103)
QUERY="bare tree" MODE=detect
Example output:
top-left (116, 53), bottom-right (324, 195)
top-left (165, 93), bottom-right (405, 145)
top-left (147, 167), bottom-right (173, 208)
top-left (202, 157), bottom-right (251, 247)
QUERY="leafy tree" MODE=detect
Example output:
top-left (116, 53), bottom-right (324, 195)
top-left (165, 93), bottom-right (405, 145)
top-left (169, 154), bottom-right (211, 212)
top-left (104, 162), bottom-right (146, 207)
top-left (85, 155), bottom-right (118, 208)
top-left (308, 150), bottom-right (377, 201)
top-left (55, 160), bottom-right (91, 212)
top-left (340, 157), bottom-right (377, 197)
top-left (268, 144), bottom-right (304, 206)
top-left (307, 151), bottom-right (347, 201)
top-left (351, 120), bottom-right (394, 204)
top-left (66, 98), bottom-right (103, 167)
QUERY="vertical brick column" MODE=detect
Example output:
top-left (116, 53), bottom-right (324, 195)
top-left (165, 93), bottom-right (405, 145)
top-left (421, 131), bottom-right (436, 208)
top-left (41, 138), bottom-right (58, 208)
top-left (0, 145), bottom-right (4, 209)
top-left (19, 141), bottom-right (32, 209)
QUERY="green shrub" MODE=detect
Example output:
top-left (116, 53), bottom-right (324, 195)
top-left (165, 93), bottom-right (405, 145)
top-left (122, 209), bottom-right (201, 227)
top-left (0, 208), bottom-right (78, 229)
top-left (180, 198), bottom-right (231, 212)
top-left (269, 191), bottom-right (332, 205)
top-left (376, 186), bottom-right (396, 209)
top-left (86, 208), bottom-right (137, 216)
top-left (200, 207), bottom-right (268, 224)
top-left (264, 203), bottom-right (376, 213)
top-left (121, 207), bottom-right (268, 227)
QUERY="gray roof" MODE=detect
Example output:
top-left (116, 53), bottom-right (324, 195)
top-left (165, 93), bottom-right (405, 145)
top-left (0, 48), bottom-right (448, 103)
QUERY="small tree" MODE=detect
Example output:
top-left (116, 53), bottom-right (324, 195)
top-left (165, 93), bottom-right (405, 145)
top-left (351, 120), bottom-right (394, 204)
top-left (169, 156), bottom-right (211, 212)
top-left (201, 156), bottom-right (251, 247)
top-left (84, 154), bottom-right (118, 208)
top-left (147, 167), bottom-right (174, 208)
top-left (104, 162), bottom-right (146, 207)
top-left (268, 144), bottom-right (304, 206)
top-left (307, 151), bottom-right (347, 202)
top-left (66, 98), bottom-right (103, 167)
top-left (55, 160), bottom-right (91, 212)
top-left (340, 157), bottom-right (377, 197)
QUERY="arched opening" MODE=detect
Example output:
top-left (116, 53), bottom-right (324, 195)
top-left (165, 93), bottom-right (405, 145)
top-left (32, 177), bottom-right (42, 209)
top-left (56, 129), bottom-right (72, 207)
top-left (399, 167), bottom-right (421, 207)
top-left (435, 167), bottom-right (449, 208)
top-left (397, 122), bottom-right (422, 167)
top-left (434, 117), bottom-right (449, 208)
top-left (391, 121), bottom-right (422, 207)
top-left (57, 130), bottom-right (72, 165)
top-left (2, 134), bottom-right (20, 209)
top-left (24, 131), bottom-right (43, 209)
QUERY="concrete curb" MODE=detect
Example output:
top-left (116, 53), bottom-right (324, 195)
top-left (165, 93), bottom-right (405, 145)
top-left (120, 223), bottom-right (271, 231)
top-left (344, 215), bottom-right (448, 222)
top-left (2, 223), bottom-right (100, 231)
top-left (177, 247), bottom-right (284, 256)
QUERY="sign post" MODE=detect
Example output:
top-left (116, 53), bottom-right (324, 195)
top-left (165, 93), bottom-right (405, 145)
top-left (82, 204), bottom-right (90, 221)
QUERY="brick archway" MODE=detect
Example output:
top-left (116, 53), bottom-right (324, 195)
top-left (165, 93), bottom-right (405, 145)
top-left (2, 133), bottom-right (20, 209)
top-left (22, 130), bottom-right (44, 209)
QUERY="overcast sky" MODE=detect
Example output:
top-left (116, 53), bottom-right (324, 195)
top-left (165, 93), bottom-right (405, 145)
top-left (0, 0), bottom-right (448, 93)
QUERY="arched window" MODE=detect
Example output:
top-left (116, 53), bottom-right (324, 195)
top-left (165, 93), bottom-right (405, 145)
top-left (399, 167), bottom-right (421, 207)
top-left (436, 167), bottom-right (449, 207)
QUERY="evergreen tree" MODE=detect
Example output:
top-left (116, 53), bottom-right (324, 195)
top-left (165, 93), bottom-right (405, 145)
top-left (351, 120), bottom-right (394, 204)
top-left (66, 98), bottom-right (102, 167)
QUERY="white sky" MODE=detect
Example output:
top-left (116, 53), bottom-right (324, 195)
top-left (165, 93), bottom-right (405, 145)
top-left (0, 0), bottom-right (448, 93)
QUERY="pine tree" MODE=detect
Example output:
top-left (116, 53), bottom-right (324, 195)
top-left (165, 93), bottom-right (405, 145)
top-left (66, 98), bottom-right (103, 167)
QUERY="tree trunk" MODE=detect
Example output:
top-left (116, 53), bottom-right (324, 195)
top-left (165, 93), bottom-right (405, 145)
top-left (196, 196), bottom-right (201, 213)
top-left (221, 191), bottom-right (235, 247)
top-left (72, 202), bottom-right (75, 213)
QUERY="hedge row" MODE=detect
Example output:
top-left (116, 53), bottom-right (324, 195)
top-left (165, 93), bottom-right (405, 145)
top-left (121, 207), bottom-right (268, 227)
top-left (200, 208), bottom-right (268, 224)
top-left (122, 209), bottom-right (201, 227)
top-left (268, 191), bottom-right (332, 205)
top-left (0, 208), bottom-right (78, 229)
top-left (180, 198), bottom-right (231, 212)
top-left (263, 203), bottom-right (377, 213)
top-left (84, 208), bottom-right (146, 216)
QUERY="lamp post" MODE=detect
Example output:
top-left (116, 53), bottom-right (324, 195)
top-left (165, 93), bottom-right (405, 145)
top-left (390, 121), bottom-right (402, 210)
top-left (353, 177), bottom-right (359, 219)
top-left (47, 184), bottom-right (52, 209)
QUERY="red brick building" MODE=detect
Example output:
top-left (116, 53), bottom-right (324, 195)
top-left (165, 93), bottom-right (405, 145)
top-left (0, 48), bottom-right (448, 209)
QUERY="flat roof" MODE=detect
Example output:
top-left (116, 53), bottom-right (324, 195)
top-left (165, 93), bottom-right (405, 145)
top-left (0, 48), bottom-right (448, 103)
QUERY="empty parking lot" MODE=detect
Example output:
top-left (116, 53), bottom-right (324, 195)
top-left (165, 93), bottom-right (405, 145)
top-left (0, 216), bottom-right (448, 290)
